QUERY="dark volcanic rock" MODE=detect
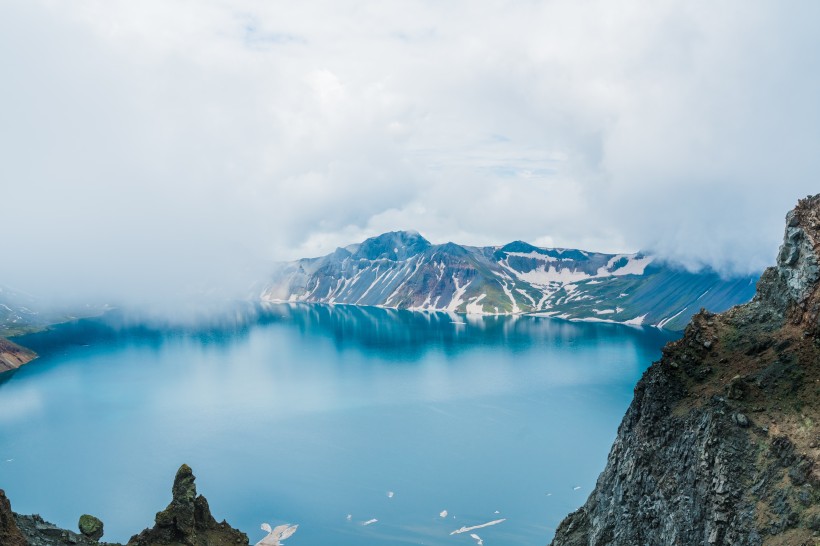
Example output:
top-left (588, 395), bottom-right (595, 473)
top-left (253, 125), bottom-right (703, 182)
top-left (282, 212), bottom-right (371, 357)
top-left (14, 513), bottom-right (117, 546)
top-left (126, 464), bottom-right (249, 546)
top-left (550, 195), bottom-right (820, 546)
top-left (1, 489), bottom-right (26, 546)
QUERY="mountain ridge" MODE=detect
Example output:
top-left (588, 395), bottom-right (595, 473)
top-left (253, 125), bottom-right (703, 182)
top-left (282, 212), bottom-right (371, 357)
top-left (262, 231), bottom-right (758, 331)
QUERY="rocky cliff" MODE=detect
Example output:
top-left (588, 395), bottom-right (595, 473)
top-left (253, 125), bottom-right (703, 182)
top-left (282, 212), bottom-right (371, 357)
top-left (0, 337), bottom-right (36, 374)
top-left (1, 490), bottom-right (26, 546)
top-left (550, 195), bottom-right (820, 545)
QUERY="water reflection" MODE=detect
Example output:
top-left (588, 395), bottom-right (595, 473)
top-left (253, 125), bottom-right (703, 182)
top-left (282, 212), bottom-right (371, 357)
top-left (263, 303), bottom-right (675, 359)
top-left (16, 303), bottom-right (676, 364)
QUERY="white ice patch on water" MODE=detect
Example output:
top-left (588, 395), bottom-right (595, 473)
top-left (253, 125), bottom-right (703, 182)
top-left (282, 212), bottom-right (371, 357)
top-left (450, 519), bottom-right (506, 535)
top-left (440, 510), bottom-right (448, 518)
top-left (256, 523), bottom-right (298, 546)
top-left (470, 533), bottom-right (484, 545)
top-left (362, 519), bottom-right (378, 526)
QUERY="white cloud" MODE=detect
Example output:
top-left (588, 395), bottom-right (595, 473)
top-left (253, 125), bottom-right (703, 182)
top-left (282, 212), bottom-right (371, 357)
top-left (1, 0), bottom-right (818, 311)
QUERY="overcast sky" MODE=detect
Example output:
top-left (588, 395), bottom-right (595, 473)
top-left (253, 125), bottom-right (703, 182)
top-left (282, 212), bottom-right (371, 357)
top-left (2, 0), bottom-right (819, 309)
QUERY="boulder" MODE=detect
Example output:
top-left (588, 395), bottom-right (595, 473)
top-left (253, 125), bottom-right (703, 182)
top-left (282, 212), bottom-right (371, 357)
top-left (79, 514), bottom-right (105, 541)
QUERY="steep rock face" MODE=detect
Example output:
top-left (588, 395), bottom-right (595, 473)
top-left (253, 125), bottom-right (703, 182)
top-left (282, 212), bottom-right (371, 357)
top-left (0, 337), bottom-right (37, 374)
top-left (551, 195), bottom-right (820, 546)
top-left (263, 231), bottom-right (758, 330)
top-left (127, 464), bottom-right (249, 546)
top-left (1, 489), bottom-right (27, 546)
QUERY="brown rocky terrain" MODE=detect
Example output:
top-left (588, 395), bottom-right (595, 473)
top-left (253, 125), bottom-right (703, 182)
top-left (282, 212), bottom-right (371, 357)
top-left (0, 337), bottom-right (36, 374)
top-left (550, 196), bottom-right (820, 545)
top-left (1, 490), bottom-right (27, 546)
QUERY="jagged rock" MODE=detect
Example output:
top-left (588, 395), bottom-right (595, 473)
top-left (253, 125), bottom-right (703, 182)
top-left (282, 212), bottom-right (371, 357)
top-left (127, 464), bottom-right (249, 546)
top-left (13, 513), bottom-right (116, 546)
top-left (79, 514), bottom-right (104, 541)
top-left (550, 195), bottom-right (820, 546)
top-left (0, 489), bottom-right (27, 546)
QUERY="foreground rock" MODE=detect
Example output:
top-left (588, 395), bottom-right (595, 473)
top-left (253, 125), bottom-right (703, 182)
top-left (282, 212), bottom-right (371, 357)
top-left (14, 514), bottom-right (119, 546)
top-left (0, 337), bottom-right (36, 374)
top-left (6, 465), bottom-right (248, 546)
top-left (1, 489), bottom-right (26, 546)
top-left (79, 515), bottom-right (104, 541)
top-left (550, 195), bottom-right (820, 545)
top-left (127, 464), bottom-right (249, 546)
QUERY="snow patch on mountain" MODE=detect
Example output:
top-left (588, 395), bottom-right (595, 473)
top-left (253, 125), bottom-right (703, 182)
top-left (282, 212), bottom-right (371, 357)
top-left (260, 231), bottom-right (759, 331)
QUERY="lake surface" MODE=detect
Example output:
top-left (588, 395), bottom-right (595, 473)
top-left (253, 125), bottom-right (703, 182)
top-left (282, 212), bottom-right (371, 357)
top-left (0, 304), bottom-right (675, 545)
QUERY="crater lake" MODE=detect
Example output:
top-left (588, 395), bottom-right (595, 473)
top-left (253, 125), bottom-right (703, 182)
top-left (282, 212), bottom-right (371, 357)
top-left (0, 304), bottom-right (675, 545)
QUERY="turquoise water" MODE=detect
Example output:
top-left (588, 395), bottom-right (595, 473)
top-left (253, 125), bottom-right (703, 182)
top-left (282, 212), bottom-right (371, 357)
top-left (0, 304), bottom-right (674, 545)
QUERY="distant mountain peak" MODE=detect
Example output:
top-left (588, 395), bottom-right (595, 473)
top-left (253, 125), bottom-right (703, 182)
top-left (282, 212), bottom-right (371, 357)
top-left (262, 231), bottom-right (759, 330)
top-left (352, 231), bottom-right (431, 261)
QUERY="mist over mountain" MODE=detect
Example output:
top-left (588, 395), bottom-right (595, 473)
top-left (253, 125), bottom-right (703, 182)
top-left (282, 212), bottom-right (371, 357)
top-left (2, 1), bottom-right (820, 319)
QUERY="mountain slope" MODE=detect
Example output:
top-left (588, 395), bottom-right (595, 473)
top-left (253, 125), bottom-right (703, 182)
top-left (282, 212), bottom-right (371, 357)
top-left (550, 195), bottom-right (820, 546)
top-left (0, 337), bottom-right (36, 373)
top-left (262, 232), bottom-right (758, 330)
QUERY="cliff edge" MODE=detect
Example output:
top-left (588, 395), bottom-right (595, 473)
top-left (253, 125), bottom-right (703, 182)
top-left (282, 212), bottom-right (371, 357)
top-left (0, 337), bottom-right (36, 374)
top-left (550, 195), bottom-right (820, 545)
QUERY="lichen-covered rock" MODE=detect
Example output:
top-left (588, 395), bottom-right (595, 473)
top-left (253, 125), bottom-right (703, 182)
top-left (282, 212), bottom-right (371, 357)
top-left (551, 195), bottom-right (820, 546)
top-left (79, 514), bottom-right (104, 541)
top-left (127, 464), bottom-right (249, 546)
top-left (0, 489), bottom-right (27, 546)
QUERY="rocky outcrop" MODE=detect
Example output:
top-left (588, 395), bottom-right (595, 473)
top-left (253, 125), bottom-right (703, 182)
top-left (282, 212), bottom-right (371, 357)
top-left (5, 465), bottom-right (248, 546)
top-left (14, 514), bottom-right (118, 546)
top-left (1, 489), bottom-right (27, 546)
top-left (550, 195), bottom-right (820, 545)
top-left (126, 464), bottom-right (249, 546)
top-left (0, 337), bottom-right (36, 374)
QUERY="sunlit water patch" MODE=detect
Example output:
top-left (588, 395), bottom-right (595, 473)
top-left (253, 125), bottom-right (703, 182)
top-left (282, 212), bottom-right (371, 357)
top-left (0, 304), bottom-right (675, 545)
